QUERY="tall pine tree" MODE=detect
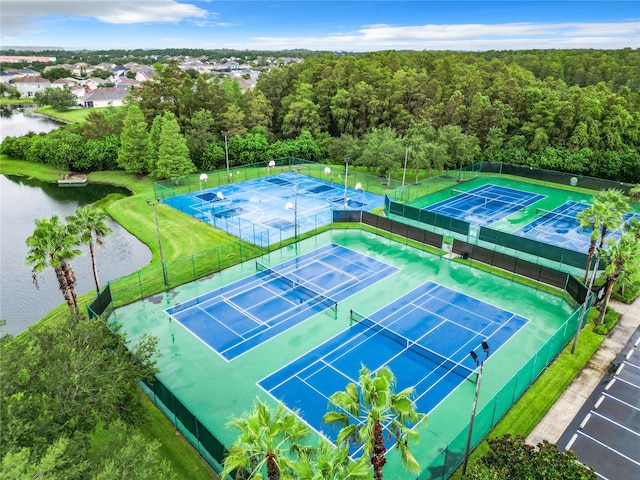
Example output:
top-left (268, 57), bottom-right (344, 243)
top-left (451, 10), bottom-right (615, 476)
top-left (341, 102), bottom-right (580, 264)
top-left (155, 112), bottom-right (196, 179)
top-left (117, 103), bottom-right (150, 174)
top-left (147, 114), bottom-right (163, 174)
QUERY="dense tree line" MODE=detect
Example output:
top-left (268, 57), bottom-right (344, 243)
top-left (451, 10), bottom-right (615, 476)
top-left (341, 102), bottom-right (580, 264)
top-left (2, 50), bottom-right (639, 182)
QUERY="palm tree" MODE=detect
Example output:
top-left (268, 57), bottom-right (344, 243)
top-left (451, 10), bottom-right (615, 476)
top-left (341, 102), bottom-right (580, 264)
top-left (577, 202), bottom-right (603, 284)
top-left (26, 215), bottom-right (82, 314)
top-left (595, 233), bottom-right (640, 324)
top-left (67, 206), bottom-right (112, 293)
top-left (628, 184), bottom-right (640, 202)
top-left (292, 440), bottom-right (372, 480)
top-left (222, 397), bottom-right (312, 480)
top-left (323, 365), bottom-right (425, 480)
top-left (581, 190), bottom-right (629, 285)
top-left (624, 217), bottom-right (640, 240)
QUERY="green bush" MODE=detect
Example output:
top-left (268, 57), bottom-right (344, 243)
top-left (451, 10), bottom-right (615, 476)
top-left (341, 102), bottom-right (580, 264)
top-left (592, 307), bottom-right (619, 335)
top-left (612, 281), bottom-right (640, 304)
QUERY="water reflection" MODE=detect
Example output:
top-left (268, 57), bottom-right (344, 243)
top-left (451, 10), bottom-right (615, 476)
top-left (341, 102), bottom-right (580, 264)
top-left (0, 106), bottom-right (61, 139)
top-left (0, 174), bottom-right (152, 336)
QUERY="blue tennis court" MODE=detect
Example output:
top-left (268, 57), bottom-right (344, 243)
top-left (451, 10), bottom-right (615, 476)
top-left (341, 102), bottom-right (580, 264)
top-left (167, 244), bottom-right (398, 361)
top-left (424, 184), bottom-right (545, 226)
top-left (516, 201), bottom-right (640, 253)
top-left (259, 281), bottom-right (528, 454)
top-left (162, 172), bottom-right (386, 246)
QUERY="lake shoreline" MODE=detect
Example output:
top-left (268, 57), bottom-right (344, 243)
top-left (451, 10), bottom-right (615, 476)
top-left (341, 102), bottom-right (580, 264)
top-left (0, 155), bottom-right (153, 335)
top-left (1, 157), bottom-right (236, 338)
top-left (0, 170), bottom-right (152, 335)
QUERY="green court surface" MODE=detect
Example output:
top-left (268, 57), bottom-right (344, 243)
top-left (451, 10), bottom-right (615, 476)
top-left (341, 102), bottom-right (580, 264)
top-left (108, 229), bottom-right (577, 478)
top-left (408, 175), bottom-right (602, 233)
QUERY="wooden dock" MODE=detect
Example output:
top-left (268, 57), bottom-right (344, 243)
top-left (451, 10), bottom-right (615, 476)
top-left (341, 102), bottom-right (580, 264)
top-left (57, 174), bottom-right (88, 186)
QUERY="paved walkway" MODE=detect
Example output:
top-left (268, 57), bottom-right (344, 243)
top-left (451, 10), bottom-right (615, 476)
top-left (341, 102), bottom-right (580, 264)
top-left (527, 295), bottom-right (640, 446)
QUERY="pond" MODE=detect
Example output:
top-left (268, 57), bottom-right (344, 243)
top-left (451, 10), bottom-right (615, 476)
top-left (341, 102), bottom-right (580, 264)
top-left (0, 175), bottom-right (152, 335)
top-left (0, 105), bottom-right (63, 137)
top-left (1, 108), bottom-right (152, 336)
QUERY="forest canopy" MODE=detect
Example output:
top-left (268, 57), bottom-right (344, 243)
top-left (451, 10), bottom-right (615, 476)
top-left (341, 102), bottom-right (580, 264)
top-left (2, 49), bottom-right (639, 183)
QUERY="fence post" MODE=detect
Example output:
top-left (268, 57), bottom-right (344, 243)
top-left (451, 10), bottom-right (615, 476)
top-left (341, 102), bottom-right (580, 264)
top-left (138, 271), bottom-right (144, 301)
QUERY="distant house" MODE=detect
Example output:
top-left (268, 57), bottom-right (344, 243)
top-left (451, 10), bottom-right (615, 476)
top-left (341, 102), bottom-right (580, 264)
top-left (1, 68), bottom-right (41, 84)
top-left (72, 62), bottom-right (88, 76)
top-left (114, 77), bottom-right (139, 89)
top-left (69, 85), bottom-right (86, 104)
top-left (112, 65), bottom-right (127, 77)
top-left (43, 63), bottom-right (75, 74)
top-left (0, 69), bottom-right (21, 84)
top-left (20, 68), bottom-right (41, 77)
top-left (11, 76), bottom-right (51, 98)
top-left (135, 70), bottom-right (156, 82)
top-left (82, 77), bottom-right (107, 90)
top-left (51, 77), bottom-right (78, 89)
top-left (83, 87), bottom-right (129, 108)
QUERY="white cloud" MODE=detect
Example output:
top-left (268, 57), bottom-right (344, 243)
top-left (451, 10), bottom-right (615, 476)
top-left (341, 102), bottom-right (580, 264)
top-left (1, 0), bottom-right (208, 38)
top-left (248, 21), bottom-right (640, 51)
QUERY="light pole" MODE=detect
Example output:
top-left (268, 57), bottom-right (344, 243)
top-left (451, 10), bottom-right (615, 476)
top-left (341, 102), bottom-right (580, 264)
top-left (285, 168), bottom-right (300, 241)
top-left (211, 192), bottom-right (224, 226)
top-left (402, 144), bottom-right (410, 188)
top-left (146, 198), bottom-right (168, 287)
top-left (343, 156), bottom-right (350, 208)
top-left (355, 182), bottom-right (365, 223)
top-left (222, 131), bottom-right (230, 183)
top-left (461, 341), bottom-right (490, 478)
top-left (199, 173), bottom-right (208, 191)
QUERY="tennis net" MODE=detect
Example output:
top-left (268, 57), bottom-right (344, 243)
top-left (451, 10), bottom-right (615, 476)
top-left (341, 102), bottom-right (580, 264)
top-left (450, 188), bottom-right (528, 212)
top-left (256, 261), bottom-right (338, 318)
top-left (350, 310), bottom-right (475, 380)
top-left (534, 207), bottom-right (580, 223)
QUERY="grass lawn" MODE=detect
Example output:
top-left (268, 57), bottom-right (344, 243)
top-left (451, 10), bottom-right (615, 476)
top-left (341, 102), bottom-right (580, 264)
top-left (0, 97), bottom-right (36, 105)
top-left (36, 105), bottom-right (99, 123)
top-left (0, 156), bottom-right (68, 182)
top-left (139, 392), bottom-right (218, 479)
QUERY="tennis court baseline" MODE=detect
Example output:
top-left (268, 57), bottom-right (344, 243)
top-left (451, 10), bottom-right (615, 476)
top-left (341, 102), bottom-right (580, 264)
top-left (424, 184), bottom-right (545, 227)
top-left (167, 244), bottom-right (398, 361)
top-left (259, 281), bottom-right (528, 455)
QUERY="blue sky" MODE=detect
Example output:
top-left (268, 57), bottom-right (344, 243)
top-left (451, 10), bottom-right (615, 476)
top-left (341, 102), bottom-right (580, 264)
top-left (2, 1), bottom-right (639, 51)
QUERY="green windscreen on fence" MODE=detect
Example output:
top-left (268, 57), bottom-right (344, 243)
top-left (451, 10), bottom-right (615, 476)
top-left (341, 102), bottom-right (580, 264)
top-left (87, 284), bottom-right (112, 319)
top-left (385, 197), bottom-right (470, 236)
top-left (478, 226), bottom-right (594, 270)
